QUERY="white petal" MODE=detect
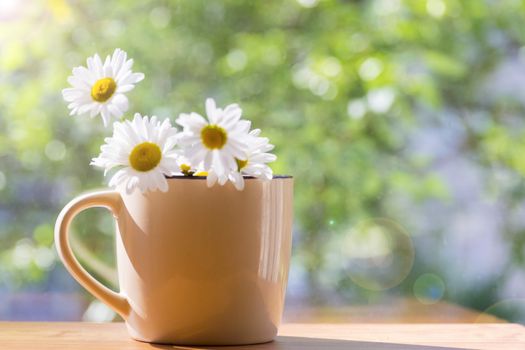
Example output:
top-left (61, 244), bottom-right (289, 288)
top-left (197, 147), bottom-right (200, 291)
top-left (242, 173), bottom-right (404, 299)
top-left (62, 88), bottom-right (86, 101)
top-left (116, 58), bottom-right (134, 81)
top-left (100, 108), bottom-right (111, 127)
top-left (93, 54), bottom-right (104, 77)
top-left (207, 171), bottom-right (218, 187)
top-left (103, 58), bottom-right (113, 77)
top-left (149, 170), bottom-right (168, 192)
top-left (230, 171), bottom-right (245, 191)
top-left (205, 98), bottom-right (219, 123)
top-left (107, 104), bottom-right (123, 119)
top-left (119, 72), bottom-right (144, 85)
top-left (230, 120), bottom-right (251, 135)
top-left (108, 168), bottom-right (129, 188)
top-left (203, 150), bottom-right (213, 170)
top-left (223, 144), bottom-right (246, 160)
top-left (126, 175), bottom-right (140, 194)
top-left (217, 173), bottom-right (228, 186)
top-left (90, 105), bottom-right (99, 117)
top-left (112, 94), bottom-right (129, 114)
top-left (116, 84), bottom-right (135, 93)
top-left (176, 112), bottom-right (207, 130)
top-left (249, 129), bottom-right (261, 137)
top-left (220, 104), bottom-right (242, 128)
top-left (77, 103), bottom-right (96, 115)
top-left (111, 48), bottom-right (125, 72)
top-left (67, 75), bottom-right (91, 89)
top-left (219, 150), bottom-right (236, 172)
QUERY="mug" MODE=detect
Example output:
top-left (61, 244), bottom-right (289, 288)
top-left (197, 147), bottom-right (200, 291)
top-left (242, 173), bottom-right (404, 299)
top-left (54, 176), bottom-right (293, 345)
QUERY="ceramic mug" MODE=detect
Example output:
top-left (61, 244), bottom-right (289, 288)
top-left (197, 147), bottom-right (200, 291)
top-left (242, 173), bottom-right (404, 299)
top-left (54, 176), bottom-right (293, 345)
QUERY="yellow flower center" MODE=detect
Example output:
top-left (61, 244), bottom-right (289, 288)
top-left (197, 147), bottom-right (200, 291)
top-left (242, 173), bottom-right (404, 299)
top-left (201, 125), bottom-right (227, 150)
top-left (194, 171), bottom-right (208, 176)
top-left (129, 142), bottom-right (162, 172)
top-left (236, 158), bottom-right (248, 171)
top-left (91, 77), bottom-right (117, 102)
top-left (180, 163), bottom-right (194, 176)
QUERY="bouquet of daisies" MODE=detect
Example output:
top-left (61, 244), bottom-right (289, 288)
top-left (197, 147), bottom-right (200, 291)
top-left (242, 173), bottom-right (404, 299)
top-left (62, 49), bottom-right (276, 193)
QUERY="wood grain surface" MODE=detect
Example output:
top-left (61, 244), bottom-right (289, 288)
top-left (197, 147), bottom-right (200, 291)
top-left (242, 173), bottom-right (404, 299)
top-left (1, 322), bottom-right (524, 350)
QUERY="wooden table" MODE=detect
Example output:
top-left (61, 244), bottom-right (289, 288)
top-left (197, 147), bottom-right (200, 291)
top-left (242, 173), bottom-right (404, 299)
top-left (1, 322), bottom-right (525, 349)
top-left (1, 300), bottom-right (522, 349)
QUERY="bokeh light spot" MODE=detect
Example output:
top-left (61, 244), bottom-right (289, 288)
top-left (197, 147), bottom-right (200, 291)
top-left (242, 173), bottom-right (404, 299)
top-left (367, 87), bottom-right (395, 114)
top-left (82, 300), bottom-right (115, 322)
top-left (45, 140), bottom-right (66, 161)
top-left (373, 0), bottom-right (401, 16)
top-left (296, 0), bottom-right (319, 9)
top-left (413, 273), bottom-right (445, 304)
top-left (347, 99), bottom-right (367, 119)
top-left (359, 57), bottom-right (383, 81)
top-left (476, 299), bottom-right (525, 324)
top-left (321, 57), bottom-right (342, 77)
top-left (226, 49), bottom-right (247, 71)
top-left (11, 239), bottom-right (33, 269)
top-left (150, 7), bottom-right (171, 29)
top-left (33, 224), bottom-right (54, 246)
top-left (34, 247), bottom-right (56, 270)
top-left (308, 76), bottom-right (330, 96)
top-left (426, 0), bottom-right (446, 18)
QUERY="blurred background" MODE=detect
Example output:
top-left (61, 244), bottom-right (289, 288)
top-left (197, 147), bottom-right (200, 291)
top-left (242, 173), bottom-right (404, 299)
top-left (2, 0), bottom-right (525, 324)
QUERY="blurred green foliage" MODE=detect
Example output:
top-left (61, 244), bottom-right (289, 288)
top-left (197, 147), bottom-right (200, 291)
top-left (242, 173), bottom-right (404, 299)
top-left (2, 0), bottom-right (525, 320)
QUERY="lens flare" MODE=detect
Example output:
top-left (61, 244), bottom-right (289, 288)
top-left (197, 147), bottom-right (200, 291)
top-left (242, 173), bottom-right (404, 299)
top-left (340, 218), bottom-right (414, 291)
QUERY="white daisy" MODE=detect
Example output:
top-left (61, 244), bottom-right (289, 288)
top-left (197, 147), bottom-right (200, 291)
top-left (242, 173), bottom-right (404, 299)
top-left (91, 113), bottom-right (179, 193)
top-left (226, 129), bottom-right (277, 190)
top-left (62, 48), bottom-right (144, 127)
top-left (176, 98), bottom-right (251, 185)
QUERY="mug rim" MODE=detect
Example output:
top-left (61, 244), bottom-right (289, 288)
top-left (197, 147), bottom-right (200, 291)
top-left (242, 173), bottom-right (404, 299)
top-left (165, 175), bottom-right (293, 180)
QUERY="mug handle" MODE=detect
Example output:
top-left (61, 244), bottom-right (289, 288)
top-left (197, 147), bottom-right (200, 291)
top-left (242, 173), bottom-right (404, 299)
top-left (54, 190), bottom-right (130, 319)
